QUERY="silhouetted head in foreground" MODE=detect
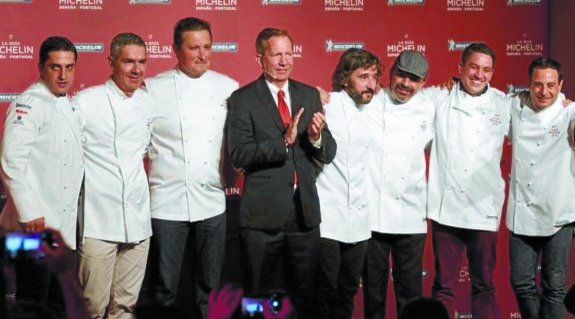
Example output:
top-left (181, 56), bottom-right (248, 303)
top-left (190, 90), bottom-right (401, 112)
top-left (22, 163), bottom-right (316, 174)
top-left (399, 297), bottom-right (449, 319)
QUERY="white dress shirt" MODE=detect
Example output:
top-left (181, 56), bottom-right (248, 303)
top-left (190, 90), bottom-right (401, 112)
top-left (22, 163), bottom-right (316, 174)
top-left (73, 80), bottom-right (153, 243)
top-left (426, 83), bottom-right (511, 231)
top-left (506, 94), bottom-right (575, 236)
top-left (147, 69), bottom-right (238, 222)
top-left (317, 91), bottom-right (382, 243)
top-left (0, 82), bottom-right (84, 249)
top-left (266, 79), bottom-right (291, 113)
top-left (370, 89), bottom-right (435, 234)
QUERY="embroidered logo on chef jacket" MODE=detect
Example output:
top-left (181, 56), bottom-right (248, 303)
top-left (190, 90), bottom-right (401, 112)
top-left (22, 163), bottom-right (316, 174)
top-left (12, 116), bottom-right (24, 125)
top-left (420, 120), bottom-right (428, 131)
top-left (548, 125), bottom-right (560, 137)
top-left (15, 103), bottom-right (31, 110)
top-left (489, 114), bottom-right (502, 126)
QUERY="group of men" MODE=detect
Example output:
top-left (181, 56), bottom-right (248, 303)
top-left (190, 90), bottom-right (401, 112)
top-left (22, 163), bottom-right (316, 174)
top-left (0, 15), bottom-right (574, 319)
top-left (0, 17), bottom-right (236, 319)
top-left (314, 44), bottom-right (575, 319)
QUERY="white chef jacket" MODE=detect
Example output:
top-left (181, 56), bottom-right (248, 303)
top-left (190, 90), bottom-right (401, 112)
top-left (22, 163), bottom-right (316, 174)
top-left (371, 89), bottom-right (435, 234)
top-left (73, 80), bottom-right (153, 243)
top-left (426, 83), bottom-right (511, 231)
top-left (506, 93), bottom-right (575, 236)
top-left (146, 69), bottom-right (238, 222)
top-left (0, 81), bottom-right (84, 249)
top-left (317, 91), bottom-right (382, 243)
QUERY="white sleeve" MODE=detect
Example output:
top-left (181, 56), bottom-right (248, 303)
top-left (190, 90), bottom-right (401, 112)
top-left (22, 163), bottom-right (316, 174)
top-left (0, 97), bottom-right (48, 222)
top-left (568, 104), bottom-right (575, 149)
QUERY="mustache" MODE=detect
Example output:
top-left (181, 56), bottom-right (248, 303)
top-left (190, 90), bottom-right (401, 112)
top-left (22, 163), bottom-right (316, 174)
top-left (396, 84), bottom-right (413, 92)
top-left (361, 88), bottom-right (375, 95)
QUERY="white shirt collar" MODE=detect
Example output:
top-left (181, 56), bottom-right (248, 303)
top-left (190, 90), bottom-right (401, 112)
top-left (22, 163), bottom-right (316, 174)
top-left (105, 79), bottom-right (147, 100)
top-left (265, 79), bottom-right (291, 110)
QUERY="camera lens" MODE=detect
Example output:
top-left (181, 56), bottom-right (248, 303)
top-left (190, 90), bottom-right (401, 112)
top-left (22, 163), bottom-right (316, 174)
top-left (269, 294), bottom-right (282, 313)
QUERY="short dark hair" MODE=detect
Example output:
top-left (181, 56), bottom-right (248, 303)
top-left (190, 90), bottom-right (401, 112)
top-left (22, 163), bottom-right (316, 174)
top-left (528, 57), bottom-right (563, 82)
top-left (461, 42), bottom-right (496, 67)
top-left (331, 48), bottom-right (382, 91)
top-left (110, 33), bottom-right (146, 60)
top-left (173, 17), bottom-right (212, 50)
top-left (255, 28), bottom-right (292, 56)
top-left (39, 36), bottom-right (77, 68)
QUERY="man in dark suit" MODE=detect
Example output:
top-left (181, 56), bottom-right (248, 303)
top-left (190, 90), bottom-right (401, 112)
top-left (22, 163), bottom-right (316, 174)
top-left (227, 28), bottom-right (336, 318)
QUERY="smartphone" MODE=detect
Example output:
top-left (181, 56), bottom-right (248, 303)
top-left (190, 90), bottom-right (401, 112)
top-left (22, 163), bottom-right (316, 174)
top-left (3, 232), bottom-right (44, 259)
top-left (241, 297), bottom-right (265, 317)
top-left (240, 294), bottom-right (282, 318)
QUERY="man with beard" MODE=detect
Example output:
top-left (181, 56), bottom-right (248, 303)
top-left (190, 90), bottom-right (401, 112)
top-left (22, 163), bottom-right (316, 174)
top-left (362, 50), bottom-right (435, 319)
top-left (226, 28), bottom-right (336, 318)
top-left (315, 48), bottom-right (382, 319)
top-left (73, 33), bottom-right (153, 319)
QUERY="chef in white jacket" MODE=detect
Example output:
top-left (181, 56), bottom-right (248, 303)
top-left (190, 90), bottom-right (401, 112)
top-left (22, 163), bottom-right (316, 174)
top-left (507, 57), bottom-right (575, 319)
top-left (145, 17), bottom-right (238, 317)
top-left (0, 36), bottom-right (83, 312)
top-left (363, 51), bottom-right (435, 319)
top-left (73, 33), bottom-right (153, 319)
top-left (315, 48), bottom-right (382, 319)
top-left (425, 43), bottom-right (510, 319)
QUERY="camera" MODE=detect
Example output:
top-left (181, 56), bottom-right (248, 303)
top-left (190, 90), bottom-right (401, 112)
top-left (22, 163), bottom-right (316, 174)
top-left (1, 231), bottom-right (54, 260)
top-left (238, 292), bottom-right (284, 318)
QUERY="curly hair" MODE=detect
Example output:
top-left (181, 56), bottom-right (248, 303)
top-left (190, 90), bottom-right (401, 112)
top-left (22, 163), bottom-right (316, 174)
top-left (331, 48), bottom-right (381, 92)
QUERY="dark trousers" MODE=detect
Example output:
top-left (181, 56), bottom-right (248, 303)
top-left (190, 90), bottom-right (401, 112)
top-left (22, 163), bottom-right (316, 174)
top-left (362, 232), bottom-right (426, 319)
top-left (431, 221), bottom-right (497, 319)
top-left (317, 238), bottom-right (367, 319)
top-left (151, 213), bottom-right (226, 319)
top-left (509, 225), bottom-right (573, 319)
top-left (240, 194), bottom-right (319, 319)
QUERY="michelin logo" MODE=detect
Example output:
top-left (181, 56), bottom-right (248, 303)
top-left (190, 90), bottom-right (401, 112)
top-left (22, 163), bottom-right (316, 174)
top-left (507, 84), bottom-right (528, 94)
top-left (262, 0), bottom-right (300, 4)
top-left (129, 0), bottom-right (170, 4)
top-left (448, 39), bottom-right (475, 51)
top-left (325, 40), bottom-right (363, 52)
top-left (75, 43), bottom-right (104, 52)
top-left (508, 0), bottom-right (540, 5)
top-left (0, 94), bottom-right (19, 103)
top-left (212, 42), bottom-right (238, 52)
top-left (388, 0), bottom-right (424, 5)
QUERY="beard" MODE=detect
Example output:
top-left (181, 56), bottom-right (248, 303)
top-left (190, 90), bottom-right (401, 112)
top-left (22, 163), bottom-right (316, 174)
top-left (348, 87), bottom-right (375, 105)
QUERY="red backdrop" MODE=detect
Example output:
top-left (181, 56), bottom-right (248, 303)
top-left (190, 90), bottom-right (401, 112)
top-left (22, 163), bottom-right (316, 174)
top-left (1, 1), bottom-right (572, 319)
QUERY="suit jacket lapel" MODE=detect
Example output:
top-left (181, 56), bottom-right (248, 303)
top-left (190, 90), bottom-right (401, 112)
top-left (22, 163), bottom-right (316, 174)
top-left (289, 81), bottom-right (303, 132)
top-left (255, 75), bottom-right (285, 132)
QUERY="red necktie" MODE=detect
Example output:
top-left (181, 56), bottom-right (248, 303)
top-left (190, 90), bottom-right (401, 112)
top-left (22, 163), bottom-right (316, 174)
top-left (277, 90), bottom-right (291, 128)
top-left (277, 90), bottom-right (298, 187)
